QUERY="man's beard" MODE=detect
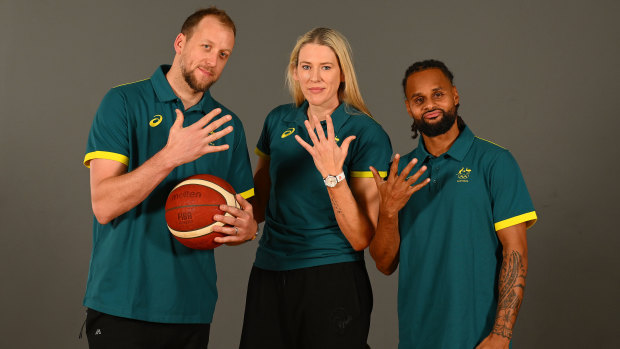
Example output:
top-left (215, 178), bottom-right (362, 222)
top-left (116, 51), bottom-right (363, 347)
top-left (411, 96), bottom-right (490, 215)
top-left (416, 107), bottom-right (458, 137)
top-left (181, 64), bottom-right (216, 92)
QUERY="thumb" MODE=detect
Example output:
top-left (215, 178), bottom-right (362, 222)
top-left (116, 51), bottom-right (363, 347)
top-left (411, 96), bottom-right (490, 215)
top-left (340, 135), bottom-right (356, 155)
top-left (369, 166), bottom-right (384, 191)
top-left (173, 109), bottom-right (185, 129)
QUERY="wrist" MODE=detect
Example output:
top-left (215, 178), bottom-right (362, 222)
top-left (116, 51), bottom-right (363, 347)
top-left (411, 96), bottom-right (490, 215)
top-left (324, 171), bottom-right (345, 188)
top-left (157, 146), bottom-right (181, 170)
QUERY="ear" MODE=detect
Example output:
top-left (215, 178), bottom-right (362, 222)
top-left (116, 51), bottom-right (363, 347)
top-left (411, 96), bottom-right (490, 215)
top-left (452, 86), bottom-right (459, 106)
top-left (173, 33), bottom-right (185, 54)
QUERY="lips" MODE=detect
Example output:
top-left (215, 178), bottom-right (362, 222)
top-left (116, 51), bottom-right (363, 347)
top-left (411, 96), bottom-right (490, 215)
top-left (308, 87), bottom-right (324, 94)
top-left (197, 67), bottom-right (213, 77)
top-left (423, 110), bottom-right (443, 119)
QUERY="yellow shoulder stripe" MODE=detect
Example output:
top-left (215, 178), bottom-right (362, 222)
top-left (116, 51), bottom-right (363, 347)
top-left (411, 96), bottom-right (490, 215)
top-left (475, 136), bottom-right (506, 149)
top-left (239, 188), bottom-right (255, 199)
top-left (113, 78), bottom-right (150, 88)
top-left (83, 151), bottom-right (129, 168)
top-left (350, 170), bottom-right (387, 178)
top-left (254, 147), bottom-right (270, 159)
top-left (495, 211), bottom-right (537, 231)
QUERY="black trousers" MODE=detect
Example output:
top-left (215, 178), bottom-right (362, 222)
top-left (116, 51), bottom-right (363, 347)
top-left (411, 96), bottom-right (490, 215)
top-left (85, 309), bottom-right (210, 349)
top-left (239, 261), bottom-right (373, 349)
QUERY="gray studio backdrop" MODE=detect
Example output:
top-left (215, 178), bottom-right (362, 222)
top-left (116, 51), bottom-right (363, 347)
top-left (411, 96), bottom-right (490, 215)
top-left (1, 0), bottom-right (619, 348)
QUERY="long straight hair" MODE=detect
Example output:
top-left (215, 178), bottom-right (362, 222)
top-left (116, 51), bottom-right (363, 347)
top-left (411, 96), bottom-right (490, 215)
top-left (286, 27), bottom-right (372, 117)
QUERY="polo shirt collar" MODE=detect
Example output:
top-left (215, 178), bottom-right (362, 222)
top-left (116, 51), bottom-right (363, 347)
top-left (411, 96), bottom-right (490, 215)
top-left (415, 125), bottom-right (475, 162)
top-left (150, 64), bottom-right (214, 114)
top-left (284, 100), bottom-right (351, 133)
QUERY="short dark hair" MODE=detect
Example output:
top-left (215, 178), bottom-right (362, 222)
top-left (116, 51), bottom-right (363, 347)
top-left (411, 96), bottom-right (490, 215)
top-left (181, 7), bottom-right (236, 39)
top-left (402, 59), bottom-right (454, 97)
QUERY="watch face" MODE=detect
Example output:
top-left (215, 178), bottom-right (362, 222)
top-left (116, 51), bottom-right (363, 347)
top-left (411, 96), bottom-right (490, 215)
top-left (325, 176), bottom-right (338, 187)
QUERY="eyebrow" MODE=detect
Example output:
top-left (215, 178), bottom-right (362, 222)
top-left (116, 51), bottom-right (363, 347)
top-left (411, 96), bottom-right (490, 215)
top-left (410, 87), bottom-right (444, 98)
top-left (299, 61), bottom-right (335, 65)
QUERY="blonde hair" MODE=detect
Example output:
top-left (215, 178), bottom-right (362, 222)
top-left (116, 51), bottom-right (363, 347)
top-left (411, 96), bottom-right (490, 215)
top-left (286, 27), bottom-right (372, 117)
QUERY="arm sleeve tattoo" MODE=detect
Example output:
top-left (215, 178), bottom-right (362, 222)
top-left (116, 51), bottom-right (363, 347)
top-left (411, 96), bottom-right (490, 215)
top-left (492, 250), bottom-right (527, 339)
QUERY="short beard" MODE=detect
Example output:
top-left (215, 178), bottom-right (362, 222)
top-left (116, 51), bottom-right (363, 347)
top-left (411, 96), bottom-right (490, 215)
top-left (181, 64), bottom-right (215, 93)
top-left (416, 107), bottom-right (457, 137)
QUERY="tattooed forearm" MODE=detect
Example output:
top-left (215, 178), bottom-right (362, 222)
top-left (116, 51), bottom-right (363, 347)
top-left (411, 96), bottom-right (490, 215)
top-left (330, 196), bottom-right (344, 215)
top-left (493, 250), bottom-right (527, 339)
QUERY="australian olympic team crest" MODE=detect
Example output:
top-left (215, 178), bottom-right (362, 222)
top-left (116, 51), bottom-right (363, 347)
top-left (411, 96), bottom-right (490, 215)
top-left (456, 167), bottom-right (472, 182)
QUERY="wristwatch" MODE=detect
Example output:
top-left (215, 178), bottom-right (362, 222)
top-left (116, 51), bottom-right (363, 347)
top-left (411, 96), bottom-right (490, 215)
top-left (324, 172), bottom-right (346, 188)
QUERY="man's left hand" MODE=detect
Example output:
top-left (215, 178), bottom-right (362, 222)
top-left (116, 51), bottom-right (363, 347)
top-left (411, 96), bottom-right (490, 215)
top-left (212, 194), bottom-right (258, 245)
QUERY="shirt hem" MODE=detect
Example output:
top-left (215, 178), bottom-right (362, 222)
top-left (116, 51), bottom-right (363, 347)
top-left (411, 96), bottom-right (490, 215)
top-left (83, 299), bottom-right (214, 324)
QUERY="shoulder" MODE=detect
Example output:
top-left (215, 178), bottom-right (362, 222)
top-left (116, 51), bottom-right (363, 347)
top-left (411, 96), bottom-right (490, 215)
top-left (472, 136), bottom-right (512, 158)
top-left (471, 136), bottom-right (521, 174)
top-left (110, 78), bottom-right (153, 97)
top-left (268, 103), bottom-right (297, 118)
top-left (261, 103), bottom-right (297, 127)
top-left (343, 106), bottom-right (386, 133)
top-left (345, 110), bottom-right (391, 147)
top-left (99, 78), bottom-right (153, 109)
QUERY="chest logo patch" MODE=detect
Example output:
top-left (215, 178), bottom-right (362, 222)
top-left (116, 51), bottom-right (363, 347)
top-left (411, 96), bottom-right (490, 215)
top-left (149, 114), bottom-right (163, 127)
top-left (281, 128), bottom-right (295, 138)
top-left (456, 167), bottom-right (472, 182)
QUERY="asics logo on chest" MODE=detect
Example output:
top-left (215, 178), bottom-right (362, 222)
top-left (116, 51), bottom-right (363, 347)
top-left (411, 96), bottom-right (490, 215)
top-left (281, 128), bottom-right (295, 138)
top-left (149, 114), bottom-right (163, 127)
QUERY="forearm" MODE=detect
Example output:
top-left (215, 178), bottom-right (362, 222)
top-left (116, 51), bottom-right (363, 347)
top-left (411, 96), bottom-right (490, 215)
top-left (90, 150), bottom-right (176, 224)
top-left (369, 209), bottom-right (400, 275)
top-left (327, 181), bottom-right (374, 251)
top-left (491, 247), bottom-right (528, 341)
top-left (252, 163), bottom-right (270, 224)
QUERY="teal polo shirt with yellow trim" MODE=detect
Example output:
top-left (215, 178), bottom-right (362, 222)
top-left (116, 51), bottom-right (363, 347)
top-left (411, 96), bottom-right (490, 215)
top-left (254, 102), bottom-right (392, 271)
top-left (83, 65), bottom-right (254, 324)
top-left (396, 126), bottom-right (536, 348)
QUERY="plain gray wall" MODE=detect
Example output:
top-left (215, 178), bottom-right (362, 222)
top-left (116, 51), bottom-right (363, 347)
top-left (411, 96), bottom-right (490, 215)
top-left (1, 0), bottom-right (619, 348)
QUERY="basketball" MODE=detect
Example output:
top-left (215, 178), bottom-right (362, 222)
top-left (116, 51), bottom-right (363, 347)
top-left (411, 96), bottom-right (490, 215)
top-left (165, 174), bottom-right (239, 250)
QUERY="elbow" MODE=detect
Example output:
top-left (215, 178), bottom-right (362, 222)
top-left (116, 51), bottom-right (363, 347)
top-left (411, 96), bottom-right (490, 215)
top-left (350, 234), bottom-right (371, 252)
top-left (93, 211), bottom-right (113, 225)
top-left (351, 243), bottom-right (369, 252)
top-left (375, 261), bottom-right (397, 275)
top-left (91, 201), bottom-right (114, 225)
top-left (379, 267), bottom-right (395, 276)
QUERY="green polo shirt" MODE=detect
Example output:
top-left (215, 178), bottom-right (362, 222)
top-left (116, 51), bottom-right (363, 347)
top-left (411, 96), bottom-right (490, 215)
top-left (253, 102), bottom-right (392, 271)
top-left (82, 65), bottom-right (254, 324)
top-left (396, 126), bottom-right (536, 348)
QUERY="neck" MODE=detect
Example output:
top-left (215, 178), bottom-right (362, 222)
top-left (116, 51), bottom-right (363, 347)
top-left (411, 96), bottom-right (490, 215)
top-left (307, 100), bottom-right (340, 121)
top-left (166, 63), bottom-right (204, 110)
top-left (422, 122), bottom-right (461, 157)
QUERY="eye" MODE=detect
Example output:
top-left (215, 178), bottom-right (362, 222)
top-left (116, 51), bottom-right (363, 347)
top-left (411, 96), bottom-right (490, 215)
top-left (301, 65), bottom-right (311, 70)
top-left (203, 44), bottom-right (211, 50)
top-left (219, 52), bottom-right (229, 59)
top-left (321, 65), bottom-right (331, 70)
top-left (433, 91), bottom-right (444, 98)
top-left (414, 97), bottom-right (424, 105)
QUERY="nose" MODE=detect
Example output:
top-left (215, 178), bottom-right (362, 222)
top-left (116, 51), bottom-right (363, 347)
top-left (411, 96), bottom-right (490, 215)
top-left (310, 68), bottom-right (320, 82)
top-left (423, 100), bottom-right (435, 112)
top-left (205, 51), bottom-right (218, 67)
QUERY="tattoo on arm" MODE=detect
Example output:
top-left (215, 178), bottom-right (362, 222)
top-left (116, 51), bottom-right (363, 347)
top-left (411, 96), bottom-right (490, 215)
top-left (493, 250), bottom-right (527, 339)
top-left (330, 196), bottom-right (343, 215)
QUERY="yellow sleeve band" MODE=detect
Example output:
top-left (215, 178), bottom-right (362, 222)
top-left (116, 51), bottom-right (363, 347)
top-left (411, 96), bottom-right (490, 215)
top-left (350, 170), bottom-right (387, 178)
top-left (84, 151), bottom-right (129, 168)
top-left (495, 211), bottom-right (538, 231)
top-left (254, 148), bottom-right (270, 159)
top-left (239, 188), bottom-right (255, 200)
